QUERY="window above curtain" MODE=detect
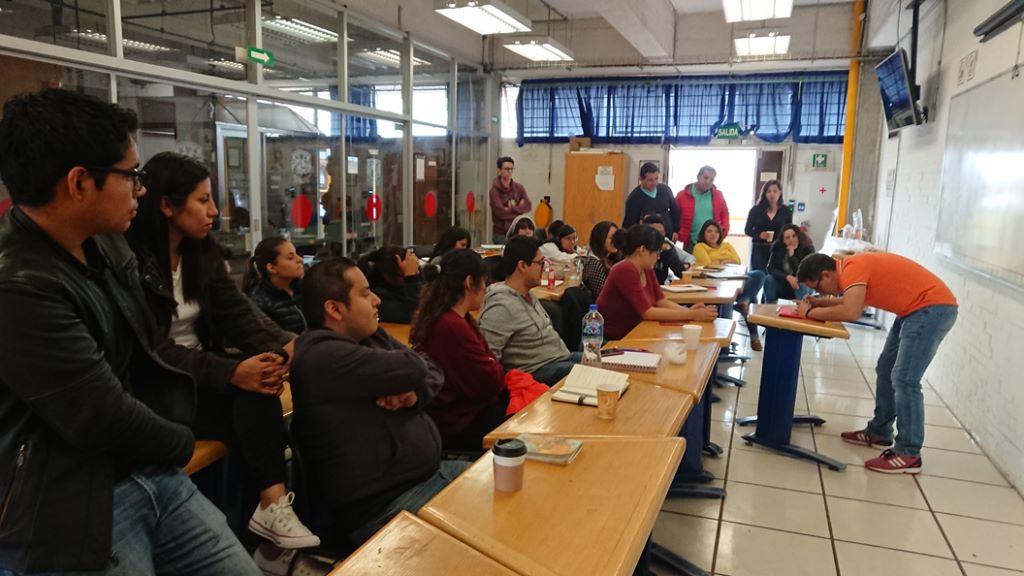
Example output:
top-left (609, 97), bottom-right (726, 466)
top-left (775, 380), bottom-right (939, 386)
top-left (515, 72), bottom-right (847, 146)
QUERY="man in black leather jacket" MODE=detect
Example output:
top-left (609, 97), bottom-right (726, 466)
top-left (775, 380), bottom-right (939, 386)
top-left (0, 90), bottom-right (258, 574)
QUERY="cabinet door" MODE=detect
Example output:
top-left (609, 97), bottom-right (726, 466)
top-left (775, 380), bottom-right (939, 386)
top-left (563, 153), bottom-right (626, 244)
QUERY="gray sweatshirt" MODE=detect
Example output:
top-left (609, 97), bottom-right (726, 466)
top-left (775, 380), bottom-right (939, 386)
top-left (479, 282), bottom-right (571, 373)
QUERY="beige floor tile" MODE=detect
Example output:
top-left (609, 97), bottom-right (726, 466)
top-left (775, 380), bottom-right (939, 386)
top-left (938, 514), bottom-right (1024, 570)
top-left (802, 364), bottom-right (866, 381)
top-left (715, 385), bottom-right (741, 407)
top-left (715, 522), bottom-right (836, 576)
top-left (812, 434), bottom-right (885, 467)
top-left (828, 497), bottom-right (953, 557)
top-left (808, 394), bottom-right (877, 418)
top-left (920, 425), bottom-right (981, 453)
top-left (921, 388), bottom-right (946, 407)
top-left (923, 405), bottom-right (962, 428)
top-left (920, 448), bottom-right (1010, 486)
top-left (705, 446), bottom-right (729, 479)
top-left (662, 481), bottom-right (724, 520)
top-left (803, 378), bottom-right (875, 399)
top-left (919, 476), bottom-right (1024, 525)
top-left (835, 541), bottom-right (962, 576)
top-left (721, 482), bottom-right (829, 537)
top-left (652, 512), bottom-right (718, 572)
top-left (713, 401), bottom-right (737, 423)
top-left (961, 563), bottom-right (1024, 575)
top-left (821, 464), bottom-right (928, 509)
top-left (802, 353), bottom-right (861, 368)
top-left (726, 448), bottom-right (822, 493)
top-left (814, 411), bottom-right (874, 438)
top-left (733, 427), bottom-right (816, 455)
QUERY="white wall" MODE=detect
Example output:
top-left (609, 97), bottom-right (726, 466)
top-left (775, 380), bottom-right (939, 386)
top-left (868, 0), bottom-right (1024, 490)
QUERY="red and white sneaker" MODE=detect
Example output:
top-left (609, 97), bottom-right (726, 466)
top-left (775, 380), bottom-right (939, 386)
top-left (841, 429), bottom-right (894, 448)
top-left (865, 449), bottom-right (922, 474)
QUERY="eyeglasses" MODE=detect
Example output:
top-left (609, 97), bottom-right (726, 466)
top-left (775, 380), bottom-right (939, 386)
top-left (529, 257), bottom-right (547, 267)
top-left (88, 166), bottom-right (146, 191)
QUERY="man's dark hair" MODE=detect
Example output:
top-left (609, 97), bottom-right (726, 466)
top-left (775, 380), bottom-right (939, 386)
top-left (624, 224), bottom-right (663, 255)
top-left (640, 162), bottom-right (660, 179)
top-left (303, 257), bottom-right (358, 329)
top-left (0, 89), bottom-right (139, 207)
top-left (796, 253), bottom-right (837, 284)
top-left (500, 235), bottom-right (541, 279)
top-left (642, 213), bottom-right (665, 227)
top-left (496, 156), bottom-right (515, 169)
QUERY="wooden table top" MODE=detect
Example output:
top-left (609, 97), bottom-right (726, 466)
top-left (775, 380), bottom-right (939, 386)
top-left (419, 437), bottom-right (685, 576)
top-left (482, 378), bottom-right (695, 448)
top-left (330, 511), bottom-right (519, 576)
top-left (530, 281), bottom-right (571, 302)
top-left (611, 342), bottom-right (720, 402)
top-left (379, 322), bottom-right (411, 346)
top-left (664, 279), bottom-right (744, 304)
top-left (617, 319), bottom-right (736, 348)
top-left (748, 304), bottom-right (850, 340)
top-left (185, 440), bottom-right (228, 476)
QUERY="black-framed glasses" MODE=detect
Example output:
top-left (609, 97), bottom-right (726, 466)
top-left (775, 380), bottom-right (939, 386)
top-left (529, 257), bottom-right (547, 267)
top-left (87, 166), bottom-right (146, 191)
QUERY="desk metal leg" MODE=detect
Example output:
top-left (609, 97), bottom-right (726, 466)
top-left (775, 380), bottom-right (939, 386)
top-left (740, 327), bottom-right (847, 472)
top-left (671, 388), bottom-right (726, 499)
top-left (736, 414), bottom-right (826, 428)
top-left (701, 384), bottom-right (724, 458)
top-left (650, 543), bottom-right (710, 576)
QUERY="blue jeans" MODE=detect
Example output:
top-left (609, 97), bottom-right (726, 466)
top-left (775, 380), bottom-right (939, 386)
top-left (740, 270), bottom-right (765, 304)
top-left (530, 352), bottom-right (583, 386)
top-left (0, 468), bottom-right (258, 576)
top-left (352, 460), bottom-right (470, 543)
top-left (866, 305), bottom-right (958, 457)
top-left (763, 274), bottom-right (812, 302)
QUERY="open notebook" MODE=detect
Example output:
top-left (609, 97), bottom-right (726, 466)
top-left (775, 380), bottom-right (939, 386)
top-left (662, 284), bottom-right (709, 294)
top-left (601, 351), bottom-right (662, 373)
top-left (778, 305), bottom-right (824, 322)
top-left (551, 364), bottom-right (630, 407)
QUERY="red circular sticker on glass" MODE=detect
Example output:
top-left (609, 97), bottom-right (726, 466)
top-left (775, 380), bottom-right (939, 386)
top-left (291, 195), bottom-right (313, 229)
top-left (424, 191), bottom-right (437, 218)
top-left (466, 191), bottom-right (476, 213)
top-left (365, 192), bottom-right (382, 222)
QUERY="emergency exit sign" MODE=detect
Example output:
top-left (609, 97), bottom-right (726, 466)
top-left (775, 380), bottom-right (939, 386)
top-left (812, 153), bottom-right (828, 169)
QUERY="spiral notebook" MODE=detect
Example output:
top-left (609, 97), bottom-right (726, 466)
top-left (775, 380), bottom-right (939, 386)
top-left (662, 283), bottom-right (709, 294)
top-left (600, 351), bottom-right (662, 373)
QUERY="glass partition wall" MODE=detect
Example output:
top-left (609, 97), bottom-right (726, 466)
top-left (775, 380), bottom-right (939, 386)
top-left (0, 1), bottom-right (495, 258)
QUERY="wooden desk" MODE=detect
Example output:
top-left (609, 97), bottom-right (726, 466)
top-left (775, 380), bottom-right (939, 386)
top-left (600, 342), bottom-right (719, 403)
top-left (185, 440), bottom-right (228, 476)
top-left (738, 304), bottom-right (850, 471)
top-left (330, 511), bottom-right (518, 576)
top-left (380, 322), bottom-right (411, 346)
top-left (530, 281), bottom-right (570, 302)
top-left (664, 279), bottom-right (743, 304)
top-left (616, 319), bottom-right (736, 348)
top-left (420, 437), bottom-right (685, 576)
top-left (482, 379), bottom-right (694, 448)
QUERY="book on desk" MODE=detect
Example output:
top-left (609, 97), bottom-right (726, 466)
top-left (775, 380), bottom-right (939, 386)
top-left (662, 283), bottom-right (709, 294)
top-left (778, 305), bottom-right (825, 322)
top-left (600, 350), bottom-right (662, 373)
top-left (551, 364), bottom-right (630, 406)
top-left (517, 434), bottom-right (584, 465)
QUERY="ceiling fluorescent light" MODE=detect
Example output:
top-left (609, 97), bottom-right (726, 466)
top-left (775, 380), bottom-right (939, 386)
top-left (734, 32), bottom-right (790, 56)
top-left (67, 29), bottom-right (173, 52)
top-left (503, 37), bottom-right (574, 62)
top-left (435, 0), bottom-right (531, 35)
top-left (263, 16), bottom-right (338, 43)
top-left (356, 48), bottom-right (429, 68)
top-left (723, 0), bottom-right (794, 23)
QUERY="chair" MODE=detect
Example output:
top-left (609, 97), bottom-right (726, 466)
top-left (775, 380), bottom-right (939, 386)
top-left (559, 286), bottom-right (594, 352)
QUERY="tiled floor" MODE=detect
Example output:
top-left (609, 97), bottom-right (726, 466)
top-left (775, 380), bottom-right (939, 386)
top-left (653, 324), bottom-right (1024, 576)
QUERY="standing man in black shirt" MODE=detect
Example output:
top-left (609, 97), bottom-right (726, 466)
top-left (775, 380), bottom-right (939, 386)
top-left (623, 162), bottom-right (679, 242)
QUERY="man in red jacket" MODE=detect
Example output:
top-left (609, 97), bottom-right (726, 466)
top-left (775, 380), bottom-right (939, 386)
top-left (676, 165), bottom-right (730, 250)
top-left (489, 156), bottom-right (532, 244)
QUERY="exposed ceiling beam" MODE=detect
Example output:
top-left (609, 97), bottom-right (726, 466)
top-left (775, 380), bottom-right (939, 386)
top-left (592, 0), bottom-right (675, 59)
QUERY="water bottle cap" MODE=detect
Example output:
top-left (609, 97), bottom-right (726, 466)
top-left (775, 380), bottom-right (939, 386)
top-left (589, 304), bottom-right (598, 311)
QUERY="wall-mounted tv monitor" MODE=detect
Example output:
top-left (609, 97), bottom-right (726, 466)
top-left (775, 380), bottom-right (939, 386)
top-left (875, 49), bottom-right (922, 132)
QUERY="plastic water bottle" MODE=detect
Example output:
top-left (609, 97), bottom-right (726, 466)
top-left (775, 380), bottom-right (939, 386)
top-left (581, 304), bottom-right (604, 366)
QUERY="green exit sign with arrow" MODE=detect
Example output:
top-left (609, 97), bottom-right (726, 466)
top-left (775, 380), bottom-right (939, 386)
top-left (246, 47), bottom-right (274, 67)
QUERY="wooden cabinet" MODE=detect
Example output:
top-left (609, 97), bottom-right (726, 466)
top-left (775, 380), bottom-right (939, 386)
top-left (563, 152), bottom-right (627, 243)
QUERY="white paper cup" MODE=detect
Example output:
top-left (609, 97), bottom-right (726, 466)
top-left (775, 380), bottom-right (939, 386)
top-left (682, 325), bottom-right (702, 350)
top-left (596, 384), bottom-right (621, 420)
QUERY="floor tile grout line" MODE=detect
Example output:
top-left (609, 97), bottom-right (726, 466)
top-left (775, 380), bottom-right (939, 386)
top-left (829, 537), bottom-right (960, 563)
top-left (806, 369), bottom-right (843, 576)
top-left (913, 474), bottom-right (969, 576)
top-left (708, 368), bottom-right (745, 576)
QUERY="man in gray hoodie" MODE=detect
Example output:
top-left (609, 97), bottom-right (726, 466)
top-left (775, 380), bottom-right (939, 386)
top-left (479, 236), bottom-right (581, 385)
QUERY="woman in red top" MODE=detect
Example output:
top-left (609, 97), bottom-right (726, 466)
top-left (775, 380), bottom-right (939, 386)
top-left (597, 225), bottom-right (718, 340)
top-left (411, 249), bottom-right (511, 450)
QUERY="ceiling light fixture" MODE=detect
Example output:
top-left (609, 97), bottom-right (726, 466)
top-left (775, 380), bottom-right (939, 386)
top-left (503, 36), bottom-right (574, 62)
top-left (435, 0), bottom-right (531, 35)
top-left (722, 0), bottom-right (794, 22)
top-left (67, 29), bottom-right (174, 52)
top-left (733, 32), bottom-right (791, 56)
top-left (262, 16), bottom-right (338, 43)
top-left (356, 48), bottom-right (429, 68)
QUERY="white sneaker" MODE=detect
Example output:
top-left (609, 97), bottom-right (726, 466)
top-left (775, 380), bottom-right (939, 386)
top-left (249, 492), bottom-right (321, 549)
top-left (253, 544), bottom-right (297, 576)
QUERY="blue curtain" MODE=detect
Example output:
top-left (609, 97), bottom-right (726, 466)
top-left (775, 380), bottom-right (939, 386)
top-left (794, 80), bottom-right (847, 144)
top-left (670, 82), bottom-right (728, 145)
top-left (346, 85), bottom-right (379, 141)
top-left (606, 83), bottom-right (669, 143)
top-left (730, 82), bottom-right (797, 143)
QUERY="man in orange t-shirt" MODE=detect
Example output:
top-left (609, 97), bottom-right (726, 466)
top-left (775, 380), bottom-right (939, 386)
top-left (796, 253), bottom-right (958, 474)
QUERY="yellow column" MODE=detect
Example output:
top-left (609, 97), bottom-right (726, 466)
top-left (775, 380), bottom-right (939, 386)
top-left (837, 0), bottom-right (866, 231)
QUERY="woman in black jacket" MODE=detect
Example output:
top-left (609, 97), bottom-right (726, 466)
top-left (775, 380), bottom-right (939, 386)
top-left (765, 224), bottom-right (816, 302)
top-left (358, 245), bottom-right (423, 323)
top-left (126, 152), bottom-right (318, 549)
top-left (745, 180), bottom-right (792, 271)
top-left (244, 236), bottom-right (307, 334)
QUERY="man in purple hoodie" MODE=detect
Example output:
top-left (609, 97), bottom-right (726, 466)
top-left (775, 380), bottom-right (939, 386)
top-left (489, 156), bottom-right (532, 244)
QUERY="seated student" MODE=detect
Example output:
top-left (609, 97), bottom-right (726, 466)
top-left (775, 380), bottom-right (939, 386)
top-left (0, 88), bottom-right (259, 574)
top-left (429, 226), bottom-right (471, 266)
top-left (290, 258), bottom-right (469, 543)
top-left (411, 249), bottom-right (513, 450)
top-left (581, 220), bottom-right (625, 297)
top-left (539, 222), bottom-right (578, 266)
top-left (358, 245), bottom-right (423, 323)
top-left (642, 214), bottom-right (695, 284)
top-left (537, 218), bottom-right (563, 244)
top-left (597, 225), bottom-right (719, 340)
top-left (479, 236), bottom-right (582, 385)
top-left (506, 214), bottom-right (537, 240)
top-left (245, 236), bottom-right (307, 334)
top-left (764, 224), bottom-right (815, 302)
top-left (692, 219), bottom-right (767, 350)
top-left (127, 152), bottom-right (318, 549)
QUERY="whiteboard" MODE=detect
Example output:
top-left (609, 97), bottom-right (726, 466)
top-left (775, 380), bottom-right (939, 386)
top-left (936, 68), bottom-right (1024, 290)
